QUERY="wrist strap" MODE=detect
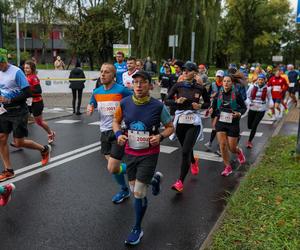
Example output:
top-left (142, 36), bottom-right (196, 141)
top-left (115, 130), bottom-right (122, 139)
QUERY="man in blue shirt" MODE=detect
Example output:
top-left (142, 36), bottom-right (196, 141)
top-left (0, 48), bottom-right (51, 182)
top-left (114, 51), bottom-right (127, 85)
top-left (287, 64), bottom-right (299, 106)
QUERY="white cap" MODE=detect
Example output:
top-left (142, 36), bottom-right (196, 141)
top-left (215, 70), bottom-right (224, 77)
top-left (250, 66), bottom-right (255, 71)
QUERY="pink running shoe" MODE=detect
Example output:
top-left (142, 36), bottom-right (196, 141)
top-left (48, 131), bottom-right (56, 144)
top-left (190, 160), bottom-right (199, 175)
top-left (171, 180), bottom-right (184, 192)
top-left (0, 183), bottom-right (15, 206)
top-left (221, 165), bottom-right (232, 176)
top-left (237, 148), bottom-right (246, 164)
top-left (246, 141), bottom-right (253, 149)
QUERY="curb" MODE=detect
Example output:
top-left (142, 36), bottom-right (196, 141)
top-left (199, 109), bottom-right (290, 250)
top-left (27, 112), bottom-right (73, 125)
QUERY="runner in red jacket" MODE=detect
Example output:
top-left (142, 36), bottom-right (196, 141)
top-left (267, 69), bottom-right (288, 118)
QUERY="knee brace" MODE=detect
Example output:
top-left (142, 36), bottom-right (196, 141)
top-left (35, 117), bottom-right (43, 126)
top-left (133, 181), bottom-right (147, 199)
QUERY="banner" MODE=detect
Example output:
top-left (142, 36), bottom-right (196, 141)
top-left (113, 44), bottom-right (131, 57)
top-left (37, 70), bottom-right (99, 93)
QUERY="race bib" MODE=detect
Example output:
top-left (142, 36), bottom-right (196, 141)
top-left (128, 130), bottom-right (150, 150)
top-left (160, 88), bottom-right (168, 94)
top-left (97, 101), bottom-right (118, 116)
top-left (178, 114), bottom-right (195, 124)
top-left (289, 82), bottom-right (295, 88)
top-left (273, 86), bottom-right (281, 92)
top-left (26, 98), bottom-right (33, 106)
top-left (0, 104), bottom-right (7, 115)
top-left (219, 112), bottom-right (233, 123)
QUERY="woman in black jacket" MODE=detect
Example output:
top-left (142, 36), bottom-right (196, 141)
top-left (69, 61), bottom-right (86, 115)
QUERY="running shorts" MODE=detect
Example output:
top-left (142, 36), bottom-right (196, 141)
top-left (215, 120), bottom-right (240, 137)
top-left (32, 100), bottom-right (44, 117)
top-left (100, 130), bottom-right (124, 160)
top-left (272, 98), bottom-right (282, 104)
top-left (125, 153), bottom-right (159, 184)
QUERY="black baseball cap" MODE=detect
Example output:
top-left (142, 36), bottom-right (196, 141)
top-left (132, 70), bottom-right (152, 83)
top-left (182, 62), bottom-right (198, 72)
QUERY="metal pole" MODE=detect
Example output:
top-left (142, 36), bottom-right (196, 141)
top-left (16, 11), bottom-right (20, 66)
top-left (0, 12), bottom-right (3, 48)
top-left (172, 42), bottom-right (175, 59)
top-left (191, 32), bottom-right (195, 62)
top-left (128, 28), bottom-right (131, 57)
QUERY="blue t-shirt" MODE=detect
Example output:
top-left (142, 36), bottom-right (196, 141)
top-left (114, 62), bottom-right (127, 85)
top-left (0, 64), bottom-right (29, 99)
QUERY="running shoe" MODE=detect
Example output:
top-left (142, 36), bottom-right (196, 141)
top-left (267, 111), bottom-right (273, 118)
top-left (151, 172), bottom-right (163, 196)
top-left (112, 189), bottom-right (130, 204)
top-left (284, 108), bottom-right (289, 115)
top-left (0, 183), bottom-right (15, 206)
top-left (48, 131), bottom-right (56, 144)
top-left (0, 169), bottom-right (15, 182)
top-left (171, 180), bottom-right (184, 192)
top-left (125, 227), bottom-right (144, 245)
top-left (204, 142), bottom-right (212, 151)
top-left (215, 149), bottom-right (222, 157)
top-left (221, 165), bottom-right (232, 176)
top-left (41, 145), bottom-right (51, 166)
top-left (246, 141), bottom-right (253, 149)
top-left (190, 160), bottom-right (199, 175)
top-left (10, 142), bottom-right (17, 148)
top-left (237, 148), bottom-right (246, 164)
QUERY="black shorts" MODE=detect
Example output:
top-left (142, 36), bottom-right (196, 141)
top-left (215, 120), bottom-right (240, 137)
top-left (211, 110), bottom-right (218, 119)
top-left (100, 130), bottom-right (124, 160)
top-left (288, 87), bottom-right (296, 94)
top-left (32, 100), bottom-right (44, 117)
top-left (125, 153), bottom-right (159, 184)
top-left (0, 109), bottom-right (29, 138)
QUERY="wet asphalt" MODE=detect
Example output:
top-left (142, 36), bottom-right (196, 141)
top-left (0, 112), bottom-right (278, 250)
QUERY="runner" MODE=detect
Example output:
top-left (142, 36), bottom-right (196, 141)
top-left (113, 70), bottom-right (174, 245)
top-left (287, 64), bottom-right (299, 107)
top-left (136, 59), bottom-right (144, 71)
top-left (122, 57), bottom-right (138, 89)
top-left (114, 51), bottom-right (127, 85)
top-left (0, 48), bottom-right (51, 182)
top-left (174, 60), bottom-right (184, 81)
top-left (24, 60), bottom-right (56, 143)
top-left (204, 70), bottom-right (224, 151)
top-left (87, 63), bottom-right (132, 203)
top-left (0, 183), bottom-right (15, 206)
top-left (246, 74), bottom-right (273, 148)
top-left (158, 65), bottom-right (176, 102)
top-left (165, 62), bottom-right (210, 192)
top-left (267, 69), bottom-right (289, 119)
top-left (212, 75), bottom-right (247, 176)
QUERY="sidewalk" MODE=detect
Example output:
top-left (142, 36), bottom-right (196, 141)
top-left (279, 106), bottom-right (299, 136)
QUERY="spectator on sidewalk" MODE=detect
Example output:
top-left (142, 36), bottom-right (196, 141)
top-left (54, 56), bottom-right (65, 70)
top-left (69, 61), bottom-right (86, 115)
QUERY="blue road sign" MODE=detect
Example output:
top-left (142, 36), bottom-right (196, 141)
top-left (297, 0), bottom-right (300, 23)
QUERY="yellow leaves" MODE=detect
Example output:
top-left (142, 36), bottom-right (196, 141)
top-left (275, 195), bottom-right (283, 205)
top-left (258, 196), bottom-right (263, 202)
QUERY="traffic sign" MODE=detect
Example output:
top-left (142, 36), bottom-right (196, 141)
top-left (272, 55), bottom-right (283, 62)
top-left (168, 35), bottom-right (178, 47)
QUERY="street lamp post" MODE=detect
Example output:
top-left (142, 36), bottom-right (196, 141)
top-left (16, 11), bottom-right (20, 66)
top-left (125, 14), bottom-right (134, 57)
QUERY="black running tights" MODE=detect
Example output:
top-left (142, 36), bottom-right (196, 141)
top-left (176, 124), bottom-right (200, 182)
top-left (247, 110), bottom-right (265, 142)
top-left (72, 89), bottom-right (83, 112)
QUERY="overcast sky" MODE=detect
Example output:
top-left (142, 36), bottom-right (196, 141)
top-left (290, 0), bottom-right (298, 14)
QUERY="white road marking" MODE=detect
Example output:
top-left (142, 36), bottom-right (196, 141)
top-left (160, 145), bottom-right (178, 154)
top-left (194, 150), bottom-right (223, 162)
top-left (260, 120), bottom-right (274, 125)
top-left (14, 142), bottom-right (101, 175)
top-left (88, 121), bottom-right (100, 126)
top-left (1, 147), bottom-right (101, 185)
top-left (240, 131), bottom-right (263, 137)
top-left (203, 128), bottom-right (212, 133)
top-left (55, 120), bottom-right (81, 124)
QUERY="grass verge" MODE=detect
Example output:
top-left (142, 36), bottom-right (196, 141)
top-left (208, 135), bottom-right (300, 250)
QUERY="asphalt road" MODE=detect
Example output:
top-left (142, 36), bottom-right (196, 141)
top-left (0, 112), bottom-right (278, 250)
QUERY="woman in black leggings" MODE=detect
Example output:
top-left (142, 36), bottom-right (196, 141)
top-left (166, 62), bottom-right (210, 193)
top-left (246, 74), bottom-right (273, 148)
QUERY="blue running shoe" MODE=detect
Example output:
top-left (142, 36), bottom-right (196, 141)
top-left (151, 172), bottom-right (163, 196)
top-left (125, 227), bottom-right (144, 245)
top-left (112, 189), bottom-right (130, 204)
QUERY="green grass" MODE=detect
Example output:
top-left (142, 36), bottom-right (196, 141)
top-left (209, 136), bottom-right (300, 250)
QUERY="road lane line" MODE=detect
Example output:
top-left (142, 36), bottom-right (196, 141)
top-left (15, 142), bottom-right (101, 175)
top-left (1, 147), bottom-right (101, 185)
top-left (160, 145), bottom-right (178, 154)
top-left (194, 150), bottom-right (223, 162)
